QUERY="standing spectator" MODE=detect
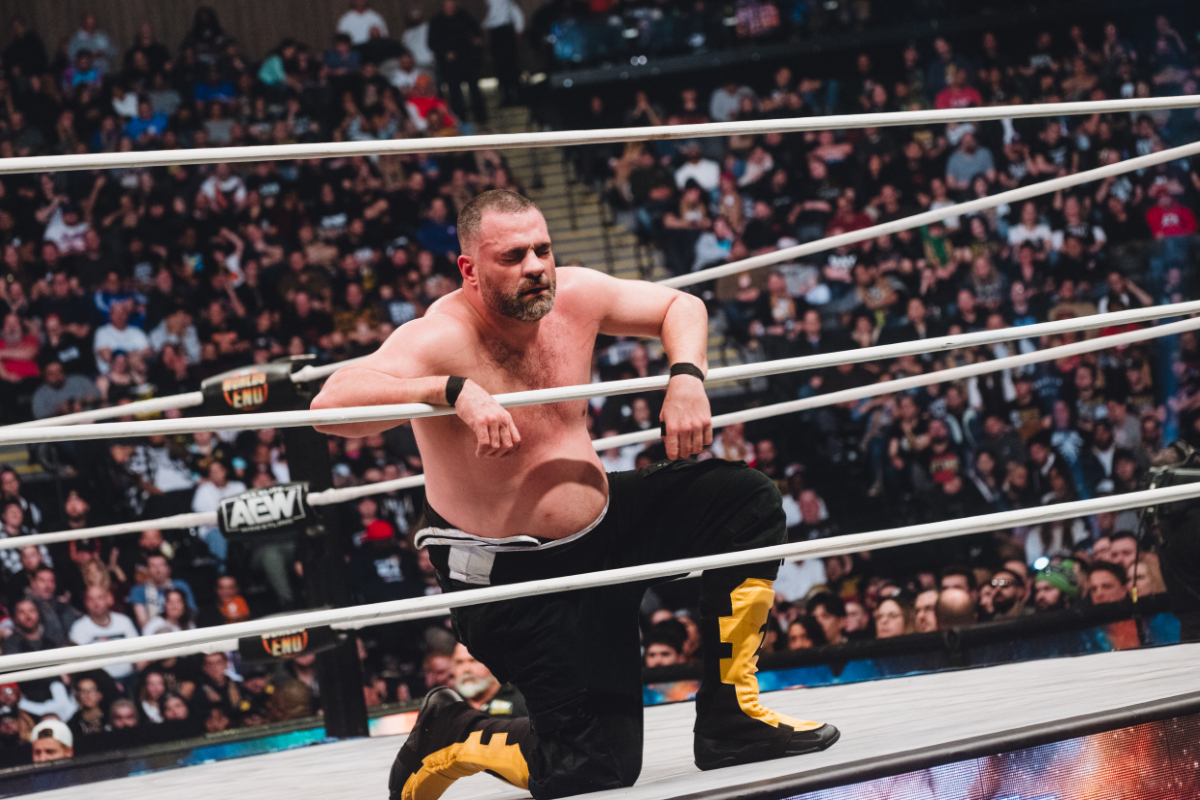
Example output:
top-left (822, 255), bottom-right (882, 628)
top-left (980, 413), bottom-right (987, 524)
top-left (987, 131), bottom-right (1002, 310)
top-left (337, 0), bottom-right (388, 46)
top-left (483, 0), bottom-right (525, 107)
top-left (68, 587), bottom-right (140, 683)
top-left (428, 0), bottom-right (487, 126)
top-left (67, 13), bottom-right (113, 73)
top-left (401, 8), bottom-right (435, 70)
top-left (3, 17), bottom-right (47, 76)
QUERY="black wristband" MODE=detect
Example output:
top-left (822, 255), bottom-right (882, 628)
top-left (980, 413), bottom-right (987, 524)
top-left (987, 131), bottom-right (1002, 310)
top-left (669, 362), bottom-right (706, 382)
top-left (445, 376), bottom-right (467, 407)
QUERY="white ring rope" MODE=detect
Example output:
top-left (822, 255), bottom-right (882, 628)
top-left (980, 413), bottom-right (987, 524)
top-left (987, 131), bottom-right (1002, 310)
top-left (9, 311), bottom-right (1196, 550)
top-left (665, 137), bottom-right (1200, 288)
top-left (3, 480), bottom-right (1198, 681)
top-left (0, 298), bottom-right (1196, 448)
top-left (2, 356), bottom-right (371, 431)
top-left (8, 132), bottom-right (1197, 433)
top-left (0, 96), bottom-right (1193, 175)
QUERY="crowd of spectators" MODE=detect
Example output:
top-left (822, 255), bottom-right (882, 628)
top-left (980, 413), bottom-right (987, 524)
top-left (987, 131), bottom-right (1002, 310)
top-left (572, 15), bottom-right (1200, 669)
top-left (0, 2), bottom-right (1196, 769)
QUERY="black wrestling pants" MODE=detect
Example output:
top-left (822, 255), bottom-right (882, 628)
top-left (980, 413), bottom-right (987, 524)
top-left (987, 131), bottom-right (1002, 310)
top-left (423, 459), bottom-right (787, 800)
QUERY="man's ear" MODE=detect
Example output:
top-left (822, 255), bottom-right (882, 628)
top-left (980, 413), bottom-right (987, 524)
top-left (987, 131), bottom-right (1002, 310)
top-left (458, 254), bottom-right (476, 287)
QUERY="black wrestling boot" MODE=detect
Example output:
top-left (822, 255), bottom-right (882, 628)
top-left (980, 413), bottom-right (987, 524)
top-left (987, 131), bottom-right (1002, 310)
top-left (694, 574), bottom-right (840, 771)
top-left (389, 687), bottom-right (530, 800)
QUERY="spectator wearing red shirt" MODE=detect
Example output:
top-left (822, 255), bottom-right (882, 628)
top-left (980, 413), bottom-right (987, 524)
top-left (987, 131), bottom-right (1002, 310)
top-left (934, 70), bottom-right (983, 110)
top-left (1145, 190), bottom-right (1198, 239)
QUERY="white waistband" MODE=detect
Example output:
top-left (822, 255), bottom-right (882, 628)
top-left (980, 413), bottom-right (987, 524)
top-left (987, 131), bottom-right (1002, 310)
top-left (415, 498), bottom-right (610, 585)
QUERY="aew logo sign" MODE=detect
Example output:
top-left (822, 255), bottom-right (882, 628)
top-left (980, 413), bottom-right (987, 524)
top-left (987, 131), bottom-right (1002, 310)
top-left (218, 483), bottom-right (308, 537)
top-left (222, 371), bottom-right (269, 411)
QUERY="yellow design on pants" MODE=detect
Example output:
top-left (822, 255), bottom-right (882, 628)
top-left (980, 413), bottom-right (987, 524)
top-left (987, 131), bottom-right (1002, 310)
top-left (402, 730), bottom-right (530, 800)
top-left (718, 578), bottom-right (823, 732)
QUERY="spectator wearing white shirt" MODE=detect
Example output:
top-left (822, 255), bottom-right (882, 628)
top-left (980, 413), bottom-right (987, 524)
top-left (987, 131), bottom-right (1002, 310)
top-left (192, 460), bottom-right (247, 570)
top-left (337, 0), bottom-right (388, 46)
top-left (401, 8), bottom-right (435, 69)
top-left (674, 145), bottom-right (720, 193)
top-left (709, 81), bottom-right (756, 123)
top-left (93, 301), bottom-right (151, 375)
top-left (68, 587), bottom-right (140, 681)
top-left (43, 204), bottom-right (90, 255)
top-left (67, 13), bottom-right (113, 72)
top-left (484, 0), bottom-right (525, 106)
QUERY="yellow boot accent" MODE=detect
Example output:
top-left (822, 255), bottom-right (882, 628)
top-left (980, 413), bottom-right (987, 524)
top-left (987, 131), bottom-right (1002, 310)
top-left (718, 578), bottom-right (823, 732)
top-left (402, 730), bottom-right (530, 800)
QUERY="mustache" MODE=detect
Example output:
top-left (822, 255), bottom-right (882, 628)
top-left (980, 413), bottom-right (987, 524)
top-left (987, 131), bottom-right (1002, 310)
top-left (518, 276), bottom-right (552, 293)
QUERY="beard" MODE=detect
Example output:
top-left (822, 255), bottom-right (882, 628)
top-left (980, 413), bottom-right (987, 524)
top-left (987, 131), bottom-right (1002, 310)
top-left (480, 271), bottom-right (556, 322)
top-left (992, 594), bottom-right (1017, 614)
top-left (454, 672), bottom-right (495, 700)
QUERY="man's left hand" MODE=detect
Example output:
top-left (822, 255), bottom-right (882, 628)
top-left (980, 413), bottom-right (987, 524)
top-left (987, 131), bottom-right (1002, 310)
top-left (660, 375), bottom-right (713, 460)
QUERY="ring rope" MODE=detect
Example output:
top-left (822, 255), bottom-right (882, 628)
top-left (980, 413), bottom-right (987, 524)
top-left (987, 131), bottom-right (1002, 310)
top-left (0, 96), bottom-right (1192, 176)
top-left (0, 299), bottom-right (1195, 448)
top-left (8, 136), bottom-right (1196, 432)
top-left (4, 481), bottom-right (1199, 680)
top-left (9, 312), bottom-right (1195, 550)
top-left (665, 137), bottom-right (1200, 289)
top-left (2, 356), bottom-right (370, 431)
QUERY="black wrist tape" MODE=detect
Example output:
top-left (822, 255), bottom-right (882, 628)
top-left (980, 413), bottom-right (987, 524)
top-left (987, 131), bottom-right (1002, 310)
top-left (445, 376), bottom-right (467, 407)
top-left (669, 362), bottom-right (706, 381)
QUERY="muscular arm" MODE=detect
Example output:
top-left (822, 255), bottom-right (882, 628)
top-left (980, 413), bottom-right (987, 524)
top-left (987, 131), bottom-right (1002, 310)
top-left (310, 314), bottom-right (467, 438)
top-left (571, 268), bottom-right (712, 458)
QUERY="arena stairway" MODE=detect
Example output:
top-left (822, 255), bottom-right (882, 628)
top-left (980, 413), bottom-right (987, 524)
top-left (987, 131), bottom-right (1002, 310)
top-left (486, 101), bottom-right (747, 381)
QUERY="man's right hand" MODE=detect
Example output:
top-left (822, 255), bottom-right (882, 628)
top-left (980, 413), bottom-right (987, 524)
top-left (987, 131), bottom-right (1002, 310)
top-left (455, 379), bottom-right (522, 458)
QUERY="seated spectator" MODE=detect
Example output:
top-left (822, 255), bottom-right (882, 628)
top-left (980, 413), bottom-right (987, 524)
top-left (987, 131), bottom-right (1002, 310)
top-left (805, 593), bottom-right (847, 646)
top-left (1087, 561), bottom-right (1129, 605)
top-left (452, 643), bottom-right (527, 717)
top-left (2, 600), bottom-right (64, 654)
top-left (197, 575), bottom-right (250, 627)
top-left (68, 587), bottom-right (140, 684)
top-left (30, 720), bottom-right (73, 764)
top-left (787, 617), bottom-right (827, 650)
top-left (129, 554), bottom-right (197, 630)
top-left (1033, 561), bottom-right (1080, 611)
top-left (191, 460), bottom-right (247, 569)
top-left (644, 621), bottom-right (687, 667)
top-left (935, 587), bottom-right (976, 629)
top-left (874, 593), bottom-right (917, 638)
top-left (66, 678), bottom-right (105, 739)
top-left (31, 360), bottom-right (98, 419)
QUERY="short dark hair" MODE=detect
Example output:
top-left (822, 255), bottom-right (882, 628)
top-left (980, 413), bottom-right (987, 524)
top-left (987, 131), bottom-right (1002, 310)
top-left (806, 592), bottom-right (846, 618)
top-left (644, 620), bottom-right (685, 655)
top-left (1089, 561), bottom-right (1127, 585)
top-left (1110, 531), bottom-right (1139, 546)
top-left (939, 564), bottom-right (977, 591)
top-left (457, 190), bottom-right (539, 253)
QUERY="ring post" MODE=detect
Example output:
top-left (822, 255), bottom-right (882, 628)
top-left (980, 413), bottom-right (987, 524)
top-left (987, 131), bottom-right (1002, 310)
top-left (201, 359), bottom-right (369, 739)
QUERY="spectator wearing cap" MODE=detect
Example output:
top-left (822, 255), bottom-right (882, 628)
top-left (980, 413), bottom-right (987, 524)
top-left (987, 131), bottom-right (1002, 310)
top-left (350, 519), bottom-right (420, 604)
top-left (1033, 561), bottom-right (1080, 611)
top-left (30, 719), bottom-right (72, 763)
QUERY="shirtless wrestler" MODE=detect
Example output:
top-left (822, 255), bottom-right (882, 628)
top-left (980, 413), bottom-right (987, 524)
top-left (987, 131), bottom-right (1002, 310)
top-left (311, 190), bottom-right (838, 800)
